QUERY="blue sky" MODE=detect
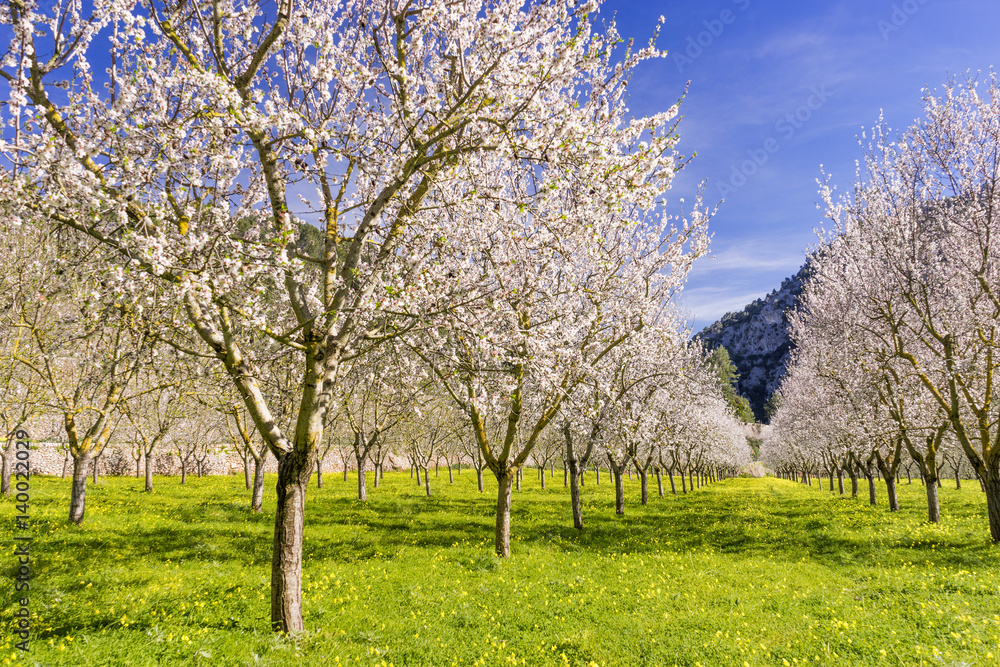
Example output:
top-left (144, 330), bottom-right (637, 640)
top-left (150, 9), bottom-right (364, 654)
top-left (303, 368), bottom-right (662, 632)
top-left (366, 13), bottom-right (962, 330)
top-left (602, 0), bottom-right (1000, 330)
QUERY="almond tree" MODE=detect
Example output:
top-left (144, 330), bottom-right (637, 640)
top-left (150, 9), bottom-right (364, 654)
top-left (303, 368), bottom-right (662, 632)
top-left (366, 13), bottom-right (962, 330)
top-left (2, 0), bottom-right (697, 631)
top-left (222, 399), bottom-right (267, 494)
top-left (411, 166), bottom-right (707, 554)
top-left (815, 75), bottom-right (1000, 540)
top-left (120, 354), bottom-right (189, 492)
top-left (7, 219), bottom-right (150, 523)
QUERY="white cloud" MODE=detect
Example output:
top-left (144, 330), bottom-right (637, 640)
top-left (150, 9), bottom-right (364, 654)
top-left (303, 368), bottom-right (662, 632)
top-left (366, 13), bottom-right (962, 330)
top-left (676, 287), bottom-right (773, 331)
top-left (692, 241), bottom-right (806, 273)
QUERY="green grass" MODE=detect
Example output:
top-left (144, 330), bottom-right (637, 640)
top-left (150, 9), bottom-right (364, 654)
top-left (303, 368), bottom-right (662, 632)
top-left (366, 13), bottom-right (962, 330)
top-left (2, 469), bottom-right (999, 666)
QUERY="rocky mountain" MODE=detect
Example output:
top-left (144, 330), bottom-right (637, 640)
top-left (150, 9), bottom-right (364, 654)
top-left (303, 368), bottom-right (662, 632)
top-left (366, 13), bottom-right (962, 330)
top-left (695, 263), bottom-right (810, 422)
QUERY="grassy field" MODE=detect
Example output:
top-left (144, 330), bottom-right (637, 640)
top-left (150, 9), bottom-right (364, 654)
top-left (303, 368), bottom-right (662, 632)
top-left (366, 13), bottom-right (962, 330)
top-left (2, 468), bottom-right (999, 666)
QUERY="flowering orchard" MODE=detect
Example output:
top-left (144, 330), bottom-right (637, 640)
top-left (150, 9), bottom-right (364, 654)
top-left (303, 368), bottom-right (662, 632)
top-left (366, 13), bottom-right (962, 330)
top-left (761, 74), bottom-right (1000, 544)
top-left (0, 0), bottom-right (752, 635)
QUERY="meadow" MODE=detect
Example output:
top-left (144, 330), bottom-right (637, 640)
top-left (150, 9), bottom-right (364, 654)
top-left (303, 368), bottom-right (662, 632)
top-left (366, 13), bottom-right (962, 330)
top-left (2, 469), bottom-right (999, 666)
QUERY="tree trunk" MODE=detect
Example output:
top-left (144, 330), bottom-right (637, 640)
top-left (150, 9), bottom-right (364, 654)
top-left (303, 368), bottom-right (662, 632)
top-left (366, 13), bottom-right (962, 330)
top-left (688, 469), bottom-right (694, 490)
top-left (145, 453), bottom-right (154, 493)
top-left (244, 455), bottom-right (252, 489)
top-left (669, 470), bottom-right (677, 494)
top-left (62, 451), bottom-right (70, 479)
top-left (357, 463), bottom-right (367, 502)
top-left (639, 468), bottom-right (648, 506)
top-left (569, 458), bottom-right (583, 530)
top-left (1, 435), bottom-right (12, 496)
top-left (477, 466), bottom-right (484, 493)
top-left (828, 470), bottom-right (834, 492)
top-left (924, 476), bottom-right (940, 522)
top-left (595, 466), bottom-right (600, 485)
top-left (515, 467), bottom-right (521, 492)
top-left (449, 465), bottom-right (454, 484)
top-left (886, 475), bottom-right (899, 512)
top-left (539, 466), bottom-right (545, 489)
top-left (837, 468), bottom-right (845, 495)
top-left (316, 459), bottom-right (324, 489)
top-left (955, 469), bottom-right (961, 490)
top-left (69, 453), bottom-right (91, 525)
top-left (613, 467), bottom-right (625, 515)
top-left (680, 469), bottom-right (687, 494)
top-left (92, 455), bottom-right (100, 484)
top-left (252, 456), bottom-right (265, 513)
top-left (656, 468), bottom-right (664, 498)
top-left (424, 466), bottom-right (431, 496)
top-left (181, 459), bottom-right (188, 484)
top-left (849, 467), bottom-right (858, 498)
top-left (270, 453), bottom-right (311, 633)
top-left (563, 463), bottom-right (568, 487)
top-left (865, 469), bottom-right (876, 506)
top-left (495, 470), bottom-right (513, 557)
top-left (135, 455), bottom-right (141, 478)
top-left (984, 468), bottom-right (1000, 543)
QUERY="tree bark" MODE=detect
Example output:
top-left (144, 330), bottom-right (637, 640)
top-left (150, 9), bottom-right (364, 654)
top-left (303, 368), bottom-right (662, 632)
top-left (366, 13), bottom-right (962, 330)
top-left (270, 452), bottom-right (311, 633)
top-left (539, 466), bottom-right (545, 489)
top-left (865, 469), bottom-right (876, 506)
top-left (448, 465), bottom-right (454, 484)
top-left (62, 450), bottom-right (70, 479)
top-left (984, 467), bottom-right (1000, 543)
top-left (837, 468), bottom-right (845, 495)
top-left (680, 468), bottom-right (687, 494)
top-left (316, 459), bottom-right (324, 489)
top-left (92, 455), bottom-right (100, 484)
top-left (243, 455), bottom-right (253, 489)
top-left (568, 457), bottom-right (583, 530)
top-left (181, 458), bottom-right (188, 484)
top-left (252, 456), bottom-right (265, 513)
top-left (477, 466), bottom-right (484, 493)
top-left (358, 464), bottom-right (367, 501)
top-left (656, 468), bottom-right (664, 498)
top-left (1, 434), bottom-right (13, 497)
top-left (613, 467), bottom-right (625, 515)
top-left (69, 453), bottom-right (91, 525)
top-left (668, 470), bottom-right (677, 494)
top-left (639, 468), bottom-right (648, 506)
top-left (145, 453), bottom-right (154, 493)
top-left (495, 470), bottom-right (513, 557)
top-left (925, 477), bottom-right (940, 523)
top-left (424, 466), bottom-right (431, 496)
top-left (886, 475), bottom-right (899, 512)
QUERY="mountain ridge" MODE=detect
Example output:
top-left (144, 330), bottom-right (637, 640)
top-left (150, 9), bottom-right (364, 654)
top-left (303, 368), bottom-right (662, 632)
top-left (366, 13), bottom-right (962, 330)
top-left (694, 262), bottom-right (810, 422)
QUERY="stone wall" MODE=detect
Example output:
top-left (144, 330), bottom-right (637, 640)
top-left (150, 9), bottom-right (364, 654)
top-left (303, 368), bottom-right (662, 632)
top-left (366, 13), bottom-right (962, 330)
top-left (19, 441), bottom-right (395, 477)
